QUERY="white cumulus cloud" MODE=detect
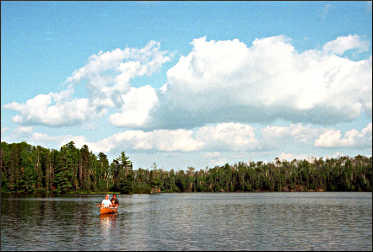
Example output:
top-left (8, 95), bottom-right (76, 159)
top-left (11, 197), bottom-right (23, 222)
top-left (4, 87), bottom-right (99, 127)
top-left (314, 123), bottom-right (372, 148)
top-left (4, 42), bottom-right (171, 127)
top-left (196, 122), bottom-right (259, 151)
top-left (95, 122), bottom-right (259, 153)
top-left (322, 34), bottom-right (370, 55)
top-left (109, 85), bottom-right (159, 128)
top-left (277, 152), bottom-right (317, 162)
top-left (23, 122), bottom-right (261, 154)
top-left (150, 35), bottom-right (371, 129)
top-left (4, 35), bottom-right (371, 133)
top-left (67, 40), bottom-right (171, 111)
top-left (261, 123), bottom-right (326, 148)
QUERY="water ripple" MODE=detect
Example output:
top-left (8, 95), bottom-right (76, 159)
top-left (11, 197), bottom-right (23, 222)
top-left (1, 192), bottom-right (371, 250)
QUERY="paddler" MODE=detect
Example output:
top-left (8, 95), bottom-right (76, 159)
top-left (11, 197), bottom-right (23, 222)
top-left (111, 194), bottom-right (119, 208)
top-left (100, 194), bottom-right (112, 208)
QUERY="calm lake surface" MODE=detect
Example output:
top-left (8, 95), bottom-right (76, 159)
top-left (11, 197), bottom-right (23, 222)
top-left (1, 192), bottom-right (372, 251)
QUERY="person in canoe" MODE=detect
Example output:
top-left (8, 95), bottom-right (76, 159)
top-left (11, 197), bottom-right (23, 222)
top-left (100, 194), bottom-right (112, 208)
top-left (111, 194), bottom-right (119, 208)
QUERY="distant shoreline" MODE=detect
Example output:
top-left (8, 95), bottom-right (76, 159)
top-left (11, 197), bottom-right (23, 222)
top-left (2, 141), bottom-right (372, 195)
top-left (1, 190), bottom-right (371, 198)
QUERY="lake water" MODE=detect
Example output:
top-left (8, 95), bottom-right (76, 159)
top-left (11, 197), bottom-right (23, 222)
top-left (1, 192), bottom-right (372, 251)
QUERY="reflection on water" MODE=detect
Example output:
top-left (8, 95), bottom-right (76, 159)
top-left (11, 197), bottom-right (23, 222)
top-left (99, 213), bottom-right (118, 240)
top-left (1, 192), bottom-right (372, 250)
top-left (98, 213), bottom-right (118, 250)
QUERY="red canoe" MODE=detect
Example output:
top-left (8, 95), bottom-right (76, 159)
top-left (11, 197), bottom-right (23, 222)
top-left (100, 207), bottom-right (118, 215)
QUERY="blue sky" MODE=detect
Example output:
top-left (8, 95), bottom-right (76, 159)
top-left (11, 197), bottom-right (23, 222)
top-left (2, 1), bottom-right (372, 170)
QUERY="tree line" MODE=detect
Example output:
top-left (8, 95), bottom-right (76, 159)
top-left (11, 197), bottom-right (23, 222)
top-left (1, 141), bottom-right (372, 194)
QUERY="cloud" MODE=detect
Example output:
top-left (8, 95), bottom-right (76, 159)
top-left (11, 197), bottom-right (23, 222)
top-left (322, 34), bottom-right (370, 55)
top-left (22, 122), bottom-right (260, 154)
top-left (31, 132), bottom-right (60, 143)
top-left (151, 129), bottom-right (204, 152)
top-left (276, 151), bottom-right (357, 163)
top-left (109, 85), bottom-right (159, 128)
top-left (87, 122), bottom-right (258, 153)
top-left (60, 128), bottom-right (204, 153)
top-left (149, 35), bottom-right (371, 129)
top-left (4, 35), bottom-right (371, 130)
top-left (2, 126), bottom-right (34, 143)
top-left (95, 122), bottom-right (255, 153)
top-left (261, 123), bottom-right (326, 148)
top-left (67, 40), bottom-right (171, 111)
top-left (14, 126), bottom-right (33, 135)
top-left (29, 132), bottom-right (99, 152)
top-left (4, 42), bottom-right (171, 127)
top-left (277, 152), bottom-right (317, 162)
top-left (1, 127), bottom-right (9, 135)
top-left (203, 152), bottom-right (230, 167)
top-left (314, 123), bottom-right (372, 148)
top-left (4, 89), bottom-right (98, 127)
top-left (1, 127), bottom-right (62, 149)
top-left (7, 121), bottom-right (370, 168)
top-left (196, 122), bottom-right (259, 151)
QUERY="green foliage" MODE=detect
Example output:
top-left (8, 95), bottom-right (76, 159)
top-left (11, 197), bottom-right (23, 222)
top-left (1, 141), bottom-right (372, 194)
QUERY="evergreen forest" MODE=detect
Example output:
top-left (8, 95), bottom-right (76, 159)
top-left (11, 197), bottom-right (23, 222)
top-left (1, 141), bottom-right (372, 194)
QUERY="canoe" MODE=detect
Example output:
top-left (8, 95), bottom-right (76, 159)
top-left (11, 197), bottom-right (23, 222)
top-left (100, 207), bottom-right (118, 215)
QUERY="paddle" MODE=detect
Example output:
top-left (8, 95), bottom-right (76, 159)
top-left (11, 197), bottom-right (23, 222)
top-left (97, 203), bottom-right (116, 209)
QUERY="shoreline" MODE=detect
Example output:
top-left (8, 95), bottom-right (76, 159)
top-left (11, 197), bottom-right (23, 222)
top-left (1, 190), bottom-right (370, 197)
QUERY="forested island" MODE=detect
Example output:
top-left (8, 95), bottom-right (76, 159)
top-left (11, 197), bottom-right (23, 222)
top-left (1, 141), bottom-right (372, 194)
